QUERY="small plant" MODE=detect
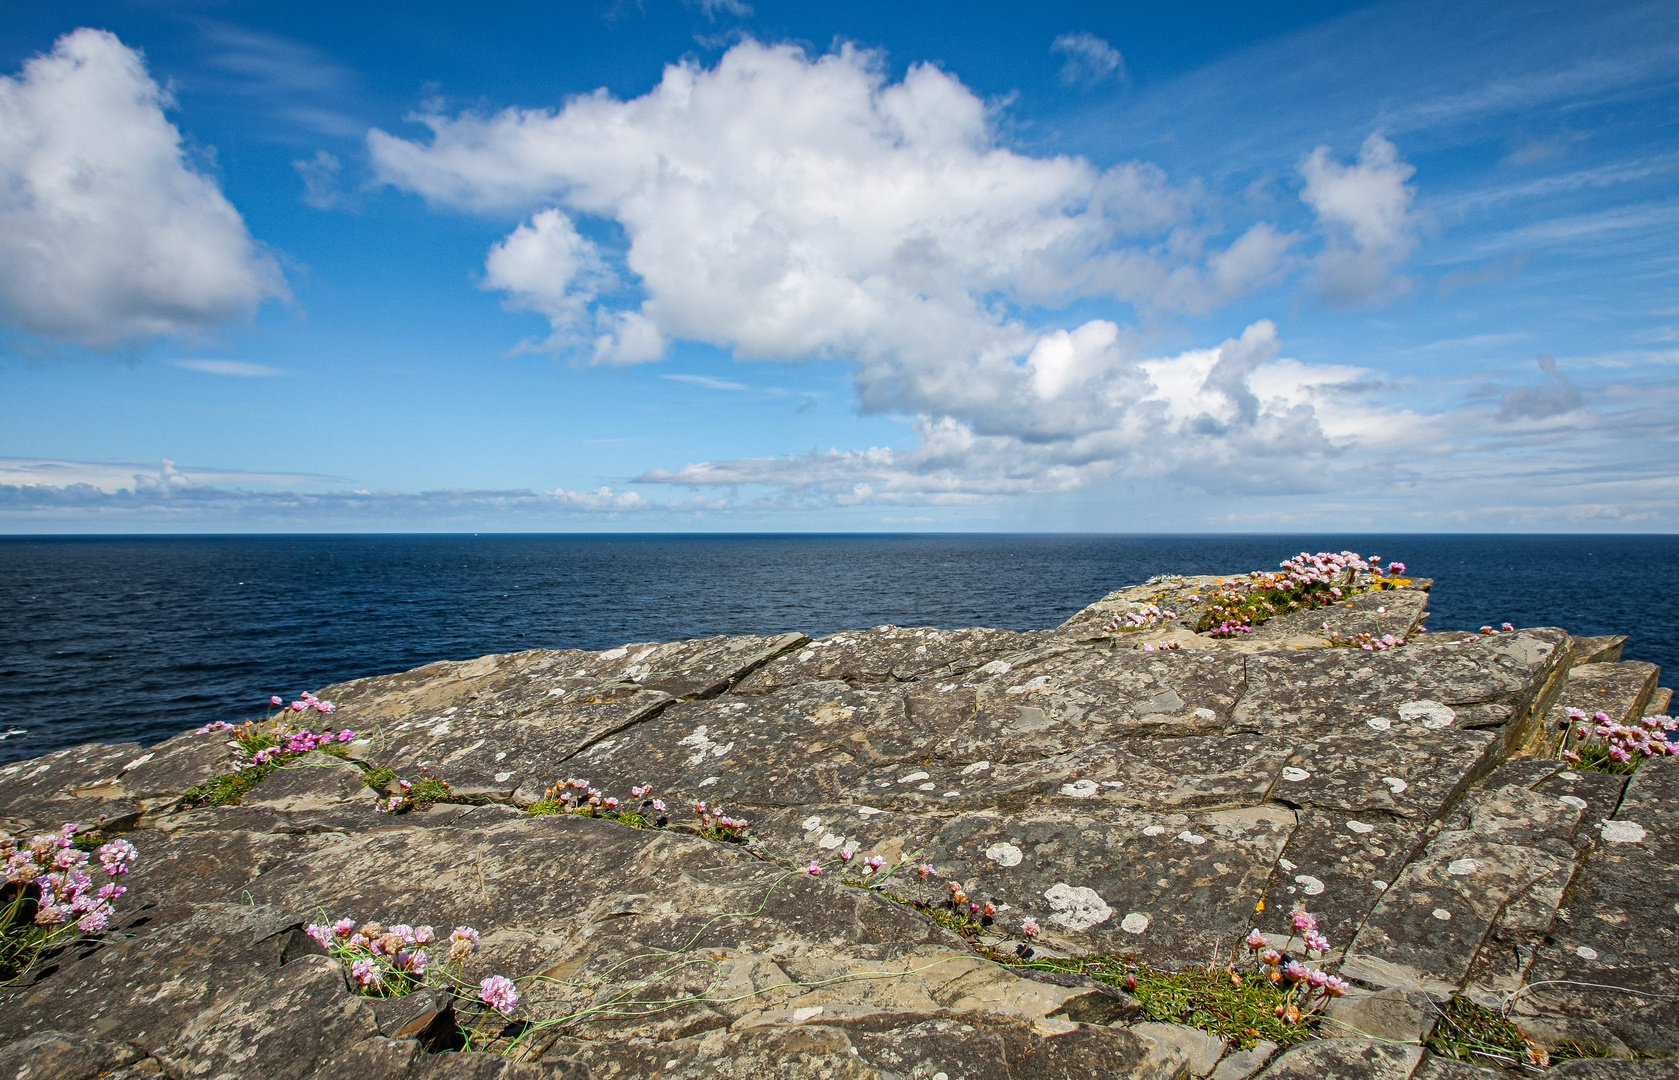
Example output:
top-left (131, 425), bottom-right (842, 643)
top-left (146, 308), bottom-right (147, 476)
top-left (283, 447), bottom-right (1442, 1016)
top-left (1422, 996), bottom-right (1548, 1070)
top-left (181, 694), bottom-right (357, 808)
top-left (1563, 707), bottom-right (1676, 773)
top-left (1191, 552), bottom-right (1407, 637)
top-left (304, 917), bottom-right (523, 1042)
top-left (2, 824), bottom-right (138, 982)
top-left (376, 769), bottom-right (453, 814)
top-left (1103, 603), bottom-right (1178, 633)
top-left (527, 779), bottom-right (664, 828)
top-left (1327, 631), bottom-right (1406, 651)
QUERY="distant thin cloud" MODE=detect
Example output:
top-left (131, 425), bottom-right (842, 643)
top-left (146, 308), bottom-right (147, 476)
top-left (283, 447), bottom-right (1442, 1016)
top-left (172, 359), bottom-right (285, 377)
top-left (660, 373), bottom-right (750, 391)
top-left (1052, 32), bottom-right (1126, 88)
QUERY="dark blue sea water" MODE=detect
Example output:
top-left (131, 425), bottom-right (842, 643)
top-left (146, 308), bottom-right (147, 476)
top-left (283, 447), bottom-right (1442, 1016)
top-left (2, 534), bottom-right (1675, 764)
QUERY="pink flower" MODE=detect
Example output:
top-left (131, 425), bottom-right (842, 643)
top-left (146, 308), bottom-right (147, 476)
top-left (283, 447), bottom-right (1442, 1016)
top-left (839, 848), bottom-right (854, 862)
top-left (1282, 961), bottom-right (1310, 982)
top-left (351, 958), bottom-right (382, 987)
top-left (1260, 949), bottom-right (1282, 965)
top-left (651, 800), bottom-right (666, 812)
top-left (77, 910), bottom-right (109, 933)
top-left (865, 854), bottom-right (886, 870)
top-left (1501, 622), bottom-right (1514, 632)
top-left (305, 923), bottom-right (333, 948)
top-left (805, 861), bottom-right (822, 875)
top-left (1021, 917), bottom-right (1040, 938)
top-left (1387, 563), bottom-right (1405, 574)
top-left (1290, 910), bottom-right (1318, 933)
top-left (1244, 928), bottom-right (1267, 950)
top-left (1303, 930), bottom-right (1331, 952)
top-left (1321, 975), bottom-right (1350, 997)
top-left (271, 696), bottom-right (283, 705)
top-left (333, 918), bottom-right (355, 936)
top-left (918, 864), bottom-right (935, 879)
top-left (478, 975), bottom-right (519, 1016)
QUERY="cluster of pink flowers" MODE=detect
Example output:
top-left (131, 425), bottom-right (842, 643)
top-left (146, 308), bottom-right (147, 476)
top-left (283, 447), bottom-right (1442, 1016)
top-left (1564, 707), bottom-right (1677, 765)
top-left (2, 825), bottom-right (137, 935)
top-left (1277, 551), bottom-right (1402, 585)
top-left (690, 800), bottom-right (750, 840)
top-left (1209, 621), bottom-right (1252, 636)
top-left (1140, 640), bottom-right (1181, 652)
top-left (1241, 910), bottom-right (1349, 1015)
top-left (1329, 631), bottom-right (1407, 652)
top-left (251, 726), bottom-right (355, 766)
top-left (1105, 603), bottom-right (1178, 632)
top-left (278, 691), bottom-right (336, 714)
top-left (304, 917), bottom-right (515, 1014)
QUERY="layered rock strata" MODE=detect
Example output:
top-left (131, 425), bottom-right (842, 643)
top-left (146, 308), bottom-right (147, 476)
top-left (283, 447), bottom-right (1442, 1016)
top-left (2, 572), bottom-right (1675, 1079)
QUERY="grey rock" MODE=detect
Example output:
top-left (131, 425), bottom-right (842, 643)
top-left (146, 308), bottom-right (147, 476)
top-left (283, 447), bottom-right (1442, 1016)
top-left (733, 624), bottom-right (1046, 694)
top-left (0, 740), bottom-right (142, 820)
top-left (1258, 809), bottom-right (1425, 951)
top-left (241, 751), bottom-right (375, 812)
top-left (1275, 726), bottom-right (1500, 821)
top-left (1516, 755), bottom-right (1679, 1055)
top-left (1207, 1040), bottom-right (1279, 1080)
top-left (0, 1031), bottom-right (142, 1080)
top-left (1130, 1021), bottom-right (1226, 1075)
top-left (1409, 1055), bottom-right (1507, 1080)
top-left (1552, 1062), bottom-right (1679, 1080)
top-left (114, 726), bottom-right (241, 803)
top-left (1320, 987), bottom-right (1433, 1043)
top-left (1570, 635), bottom-right (1627, 666)
top-left (1250, 1039), bottom-right (1422, 1079)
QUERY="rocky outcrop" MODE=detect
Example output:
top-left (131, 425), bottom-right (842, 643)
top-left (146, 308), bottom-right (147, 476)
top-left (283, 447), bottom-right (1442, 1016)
top-left (2, 570), bottom-right (1674, 1078)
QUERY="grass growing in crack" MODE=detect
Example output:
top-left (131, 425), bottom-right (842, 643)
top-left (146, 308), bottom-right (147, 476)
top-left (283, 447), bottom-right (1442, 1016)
top-left (1003, 955), bottom-right (1314, 1049)
top-left (180, 761), bottom-right (280, 807)
top-left (1422, 997), bottom-right (1548, 1070)
top-left (1549, 1038), bottom-right (1616, 1061)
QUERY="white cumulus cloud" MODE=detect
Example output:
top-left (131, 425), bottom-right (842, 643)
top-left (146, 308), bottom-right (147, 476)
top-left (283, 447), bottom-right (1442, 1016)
top-left (1299, 133), bottom-right (1421, 307)
top-left (0, 29), bottom-right (286, 348)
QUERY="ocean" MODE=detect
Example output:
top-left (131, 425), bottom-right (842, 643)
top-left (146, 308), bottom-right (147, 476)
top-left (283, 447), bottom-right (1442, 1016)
top-left (1, 533), bottom-right (1674, 764)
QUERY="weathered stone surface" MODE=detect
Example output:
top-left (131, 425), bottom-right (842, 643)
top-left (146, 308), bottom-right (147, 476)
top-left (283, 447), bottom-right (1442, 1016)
top-left (1247, 587), bottom-right (1429, 644)
top-left (9, 566), bottom-right (1679, 1073)
top-left (1514, 755), bottom-right (1679, 1055)
top-left (0, 740), bottom-right (142, 820)
top-left (0, 1031), bottom-right (143, 1080)
top-left (1409, 1056), bottom-right (1506, 1080)
top-left (1250, 1038), bottom-right (1421, 1079)
top-left (366, 686), bottom-right (674, 802)
top-left (113, 726), bottom-right (238, 803)
top-left (242, 751), bottom-right (377, 812)
top-left (1207, 1040), bottom-right (1278, 1080)
top-left (1275, 727), bottom-right (1500, 821)
top-left (1130, 1022), bottom-right (1225, 1075)
top-left (1344, 790), bottom-right (1578, 997)
top-left (1259, 810), bottom-right (1424, 952)
top-left (1234, 630), bottom-right (1570, 742)
top-left (1569, 635), bottom-right (1626, 665)
top-left (1550, 1061), bottom-right (1679, 1079)
top-left (733, 625), bottom-right (1045, 694)
top-left (1547, 660), bottom-right (1661, 755)
top-left (1320, 986), bottom-right (1432, 1043)
top-left (1647, 685), bottom-right (1674, 716)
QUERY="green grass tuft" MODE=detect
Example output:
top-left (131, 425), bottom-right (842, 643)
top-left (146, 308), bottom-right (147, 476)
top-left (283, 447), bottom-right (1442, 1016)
top-left (1422, 996), bottom-right (1545, 1069)
top-left (179, 762), bottom-right (279, 807)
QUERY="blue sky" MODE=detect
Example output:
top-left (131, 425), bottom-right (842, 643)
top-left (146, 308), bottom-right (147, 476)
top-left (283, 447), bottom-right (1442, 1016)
top-left (1, 0), bottom-right (1676, 532)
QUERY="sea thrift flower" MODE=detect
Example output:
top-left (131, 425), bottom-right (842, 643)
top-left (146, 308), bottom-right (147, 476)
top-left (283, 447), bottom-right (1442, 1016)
top-left (865, 854), bottom-right (886, 871)
top-left (351, 958), bottom-right (382, 987)
top-left (478, 975), bottom-right (519, 1016)
top-left (1290, 910), bottom-right (1318, 933)
top-left (918, 864), bottom-right (935, 879)
top-left (1260, 949), bottom-right (1282, 966)
top-left (271, 696), bottom-right (283, 705)
top-left (805, 861), bottom-right (822, 875)
top-left (1282, 961), bottom-right (1310, 983)
top-left (839, 848), bottom-right (854, 862)
top-left (1245, 928), bottom-right (1267, 950)
top-left (306, 923), bottom-right (333, 948)
top-left (1021, 917), bottom-right (1040, 938)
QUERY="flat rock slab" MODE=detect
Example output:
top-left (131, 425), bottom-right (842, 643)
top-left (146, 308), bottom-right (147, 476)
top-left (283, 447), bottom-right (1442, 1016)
top-left (1234, 629), bottom-right (1570, 739)
top-left (733, 625), bottom-right (1043, 694)
top-left (242, 751), bottom-right (377, 812)
top-left (0, 740), bottom-right (142, 820)
top-left (1515, 755), bottom-right (1679, 1055)
top-left (1247, 588), bottom-right (1429, 643)
top-left (363, 686), bottom-right (674, 801)
top-left (950, 648), bottom-right (1251, 754)
top-left (1346, 825), bottom-right (1575, 997)
top-left (1252, 1039), bottom-right (1422, 1079)
top-left (1277, 726), bottom-right (1500, 821)
top-left (112, 726), bottom-right (241, 803)
top-left (1259, 809), bottom-right (1427, 951)
top-left (1551, 660), bottom-right (1660, 740)
top-left (1569, 635), bottom-right (1626, 665)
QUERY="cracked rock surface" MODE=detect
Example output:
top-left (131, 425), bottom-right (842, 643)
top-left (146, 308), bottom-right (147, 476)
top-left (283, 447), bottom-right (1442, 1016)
top-left (3, 570), bottom-right (1675, 1078)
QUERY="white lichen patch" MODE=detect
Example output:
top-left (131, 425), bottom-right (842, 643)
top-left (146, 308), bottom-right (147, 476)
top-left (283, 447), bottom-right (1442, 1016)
top-left (801, 816), bottom-right (824, 832)
top-left (1382, 776), bottom-right (1409, 793)
top-left (1366, 718), bottom-right (1392, 731)
top-left (1432, 908), bottom-right (1452, 921)
top-left (1045, 884), bottom-right (1114, 931)
top-left (1059, 780), bottom-right (1099, 798)
top-left (1346, 820), bottom-right (1375, 834)
top-left (1447, 858), bottom-right (1481, 876)
top-left (898, 771), bottom-right (931, 784)
top-left (978, 660), bottom-right (1012, 676)
top-left (677, 726), bottom-right (734, 767)
top-left (1120, 912), bottom-right (1150, 935)
top-left (1398, 700), bottom-right (1455, 729)
top-left (961, 761), bottom-right (992, 775)
top-left (1294, 874), bottom-right (1325, 895)
top-left (1141, 825), bottom-right (1166, 837)
top-left (985, 842), bottom-right (1024, 867)
top-left (1558, 795), bottom-right (1588, 810)
top-left (1281, 767), bottom-right (1311, 782)
top-left (1575, 946), bottom-right (1599, 960)
top-left (1600, 820), bottom-right (1647, 844)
